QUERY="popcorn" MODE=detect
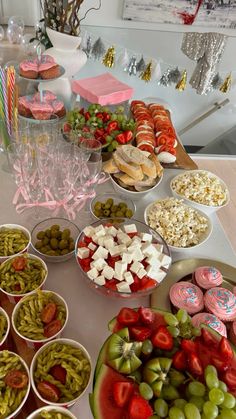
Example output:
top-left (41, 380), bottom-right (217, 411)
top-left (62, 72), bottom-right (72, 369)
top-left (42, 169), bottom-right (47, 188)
top-left (171, 171), bottom-right (228, 207)
top-left (146, 197), bottom-right (209, 248)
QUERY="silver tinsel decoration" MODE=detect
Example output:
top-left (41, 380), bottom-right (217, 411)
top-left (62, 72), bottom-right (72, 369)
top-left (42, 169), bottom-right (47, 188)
top-left (181, 32), bottom-right (228, 95)
top-left (169, 67), bottom-right (181, 84)
top-left (211, 72), bottom-right (223, 90)
top-left (124, 56), bottom-right (137, 76)
top-left (117, 48), bottom-right (129, 68)
top-left (136, 56), bottom-right (146, 73)
top-left (159, 68), bottom-right (171, 87)
top-left (91, 37), bottom-right (106, 60)
top-left (83, 35), bottom-right (92, 57)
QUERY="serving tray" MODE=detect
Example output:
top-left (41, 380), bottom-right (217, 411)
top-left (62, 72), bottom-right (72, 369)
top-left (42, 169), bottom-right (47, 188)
top-left (151, 258), bottom-right (236, 311)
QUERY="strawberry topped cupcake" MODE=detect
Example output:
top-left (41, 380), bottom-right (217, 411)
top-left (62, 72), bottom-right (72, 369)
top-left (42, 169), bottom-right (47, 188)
top-left (204, 287), bottom-right (236, 321)
top-left (30, 102), bottom-right (54, 120)
top-left (193, 266), bottom-right (223, 290)
top-left (169, 281), bottom-right (204, 314)
top-left (191, 312), bottom-right (227, 337)
top-left (38, 55), bottom-right (60, 80)
top-left (19, 59), bottom-right (38, 79)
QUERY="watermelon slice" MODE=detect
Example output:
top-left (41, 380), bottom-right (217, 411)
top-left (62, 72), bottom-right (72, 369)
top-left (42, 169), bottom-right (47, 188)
top-left (93, 364), bottom-right (133, 419)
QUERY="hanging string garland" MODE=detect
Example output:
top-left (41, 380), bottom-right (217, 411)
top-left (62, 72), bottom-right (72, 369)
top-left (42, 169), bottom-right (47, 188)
top-left (140, 61), bottom-right (152, 82)
top-left (211, 73), bottom-right (223, 90)
top-left (124, 56), bottom-right (137, 76)
top-left (117, 48), bottom-right (130, 69)
top-left (169, 67), bottom-right (182, 84)
top-left (91, 37), bottom-right (106, 60)
top-left (219, 73), bottom-right (232, 93)
top-left (102, 46), bottom-right (116, 68)
top-left (176, 70), bottom-right (187, 91)
top-left (136, 56), bottom-right (146, 73)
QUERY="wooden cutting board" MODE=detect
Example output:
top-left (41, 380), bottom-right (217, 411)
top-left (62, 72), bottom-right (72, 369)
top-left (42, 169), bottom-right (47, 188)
top-left (162, 136), bottom-right (198, 170)
top-left (0, 291), bottom-right (44, 418)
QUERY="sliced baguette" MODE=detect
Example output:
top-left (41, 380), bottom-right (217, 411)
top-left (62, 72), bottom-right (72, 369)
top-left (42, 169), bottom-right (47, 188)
top-left (102, 158), bottom-right (120, 174)
top-left (118, 174), bottom-right (157, 188)
top-left (149, 153), bottom-right (163, 177)
top-left (117, 145), bottom-right (156, 178)
top-left (113, 151), bottom-right (143, 181)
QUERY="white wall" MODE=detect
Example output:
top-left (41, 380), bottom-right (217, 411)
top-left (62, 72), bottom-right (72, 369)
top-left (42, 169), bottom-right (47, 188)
top-left (77, 0), bottom-right (236, 147)
top-left (0, 0), bottom-right (40, 26)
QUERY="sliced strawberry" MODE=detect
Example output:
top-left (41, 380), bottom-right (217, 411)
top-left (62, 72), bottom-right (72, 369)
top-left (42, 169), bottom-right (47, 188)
top-left (117, 308), bottom-right (139, 326)
top-left (123, 130), bottom-right (133, 143)
top-left (107, 256), bottom-right (121, 269)
top-left (222, 369), bottom-right (236, 390)
top-left (201, 328), bottom-right (219, 348)
top-left (139, 277), bottom-right (156, 290)
top-left (84, 235), bottom-right (93, 244)
top-left (188, 352), bottom-right (203, 376)
top-left (151, 326), bottom-right (173, 350)
top-left (138, 307), bottom-right (155, 325)
top-left (172, 350), bottom-right (187, 371)
top-left (104, 279), bottom-right (119, 291)
top-left (211, 354), bottom-right (230, 372)
top-left (130, 326), bottom-right (151, 342)
top-left (181, 339), bottom-right (197, 353)
top-left (219, 337), bottom-right (233, 362)
top-left (113, 381), bottom-right (134, 408)
top-left (128, 395), bottom-right (153, 419)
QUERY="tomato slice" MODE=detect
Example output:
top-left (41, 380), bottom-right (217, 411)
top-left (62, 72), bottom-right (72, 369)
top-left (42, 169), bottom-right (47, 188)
top-left (37, 380), bottom-right (61, 402)
top-left (41, 303), bottom-right (57, 324)
top-left (44, 319), bottom-right (62, 338)
top-left (5, 370), bottom-right (28, 389)
top-left (138, 144), bottom-right (154, 154)
top-left (12, 257), bottom-right (27, 271)
top-left (50, 365), bottom-right (67, 385)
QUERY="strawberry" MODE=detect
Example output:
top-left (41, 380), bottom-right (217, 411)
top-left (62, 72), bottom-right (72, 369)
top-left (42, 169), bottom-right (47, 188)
top-left (222, 369), bottom-right (236, 390)
top-left (130, 275), bottom-right (140, 292)
top-left (116, 133), bottom-right (127, 145)
top-left (123, 130), bottom-right (133, 143)
top-left (181, 339), bottom-right (197, 353)
top-left (104, 279), bottom-right (119, 291)
top-left (211, 354), bottom-right (230, 372)
top-left (140, 277), bottom-right (156, 290)
top-left (151, 326), bottom-right (173, 351)
top-left (117, 308), bottom-right (139, 326)
top-left (84, 111), bottom-right (91, 121)
top-left (106, 121), bottom-right (119, 133)
top-left (130, 326), bottom-right (151, 342)
top-left (63, 122), bottom-right (71, 133)
top-left (128, 395), bottom-right (153, 419)
top-left (172, 350), bottom-right (187, 371)
top-left (188, 352), bottom-right (203, 376)
top-left (138, 307), bottom-right (155, 325)
top-left (201, 328), bottom-right (218, 348)
top-left (112, 381), bottom-right (134, 408)
top-left (219, 337), bottom-right (233, 362)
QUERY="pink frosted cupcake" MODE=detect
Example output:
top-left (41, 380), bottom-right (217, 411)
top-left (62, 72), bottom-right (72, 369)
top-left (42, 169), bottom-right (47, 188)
top-left (169, 281), bottom-right (204, 314)
top-left (204, 287), bottom-right (236, 321)
top-left (193, 266), bottom-right (223, 290)
top-left (191, 312), bottom-right (227, 337)
top-left (230, 321), bottom-right (236, 345)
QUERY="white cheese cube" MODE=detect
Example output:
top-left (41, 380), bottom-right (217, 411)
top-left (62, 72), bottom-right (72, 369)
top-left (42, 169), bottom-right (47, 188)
top-left (142, 243), bottom-right (158, 258)
top-left (124, 224), bottom-right (137, 234)
top-left (94, 275), bottom-right (106, 286)
top-left (122, 252), bottom-right (133, 264)
top-left (159, 253), bottom-right (172, 267)
top-left (116, 281), bottom-right (131, 293)
top-left (102, 266), bottom-right (114, 280)
top-left (131, 236), bottom-right (142, 245)
top-left (92, 246), bottom-right (109, 260)
top-left (130, 261), bottom-right (143, 274)
top-left (137, 268), bottom-right (147, 279)
top-left (140, 233), bottom-right (152, 242)
top-left (94, 225), bottom-right (106, 238)
top-left (77, 247), bottom-right (90, 259)
top-left (88, 242), bottom-right (97, 251)
top-left (146, 266), bottom-right (166, 283)
top-left (132, 248), bottom-right (144, 262)
top-left (103, 237), bottom-right (115, 250)
top-left (91, 258), bottom-right (107, 271)
top-left (124, 271), bottom-right (134, 284)
top-left (106, 226), bottom-right (118, 237)
top-left (97, 237), bottom-right (105, 247)
top-left (110, 246), bottom-right (121, 257)
top-left (83, 226), bottom-right (95, 238)
top-left (87, 267), bottom-right (99, 280)
top-left (154, 243), bottom-right (164, 253)
top-left (117, 232), bottom-right (132, 246)
top-left (115, 261), bottom-right (127, 277)
top-left (146, 256), bottom-right (162, 268)
top-left (117, 244), bottom-right (127, 254)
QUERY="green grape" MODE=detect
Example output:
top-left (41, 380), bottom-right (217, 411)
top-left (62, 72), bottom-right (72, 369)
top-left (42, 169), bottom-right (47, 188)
top-left (220, 408), bottom-right (236, 419)
top-left (154, 398), bottom-right (168, 418)
top-left (169, 370), bottom-right (185, 387)
top-left (167, 326), bottom-right (180, 338)
top-left (184, 402), bottom-right (201, 419)
top-left (192, 327), bottom-right (201, 337)
top-left (209, 388), bottom-right (225, 405)
top-left (205, 365), bottom-right (218, 377)
top-left (139, 382), bottom-right (153, 400)
top-left (221, 392), bottom-right (236, 409)
top-left (188, 381), bottom-right (206, 397)
top-left (174, 399), bottom-right (188, 410)
top-left (176, 309), bottom-right (188, 324)
top-left (206, 373), bottom-right (219, 389)
top-left (149, 416), bottom-right (161, 419)
top-left (161, 384), bottom-right (179, 400)
top-left (203, 401), bottom-right (218, 418)
top-left (169, 406), bottom-right (185, 419)
top-left (141, 339), bottom-right (153, 355)
top-left (164, 313), bottom-right (179, 327)
top-left (218, 380), bottom-right (228, 392)
top-left (189, 396), bottom-right (204, 412)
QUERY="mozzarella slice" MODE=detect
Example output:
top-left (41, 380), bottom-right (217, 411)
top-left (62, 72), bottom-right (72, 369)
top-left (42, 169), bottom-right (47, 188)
top-left (87, 267), bottom-right (99, 280)
top-left (124, 271), bottom-right (134, 284)
top-left (116, 281), bottom-right (131, 293)
top-left (130, 261), bottom-right (143, 274)
top-left (91, 258), bottom-right (107, 271)
top-left (77, 247), bottom-right (90, 259)
top-left (94, 275), bottom-right (106, 286)
top-left (102, 265), bottom-right (115, 280)
top-left (92, 246), bottom-right (108, 260)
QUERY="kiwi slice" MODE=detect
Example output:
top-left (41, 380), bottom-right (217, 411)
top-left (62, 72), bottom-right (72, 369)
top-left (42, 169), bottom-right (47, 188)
top-left (107, 328), bottom-right (142, 375)
top-left (143, 357), bottom-right (172, 397)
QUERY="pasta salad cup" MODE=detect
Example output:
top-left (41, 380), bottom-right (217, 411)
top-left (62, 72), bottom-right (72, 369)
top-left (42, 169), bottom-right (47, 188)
top-left (0, 223), bottom-right (31, 264)
top-left (26, 406), bottom-right (77, 419)
top-left (12, 290), bottom-right (69, 350)
top-left (0, 350), bottom-right (30, 419)
top-left (0, 253), bottom-right (48, 304)
top-left (0, 307), bottom-right (10, 349)
top-left (30, 338), bottom-right (91, 408)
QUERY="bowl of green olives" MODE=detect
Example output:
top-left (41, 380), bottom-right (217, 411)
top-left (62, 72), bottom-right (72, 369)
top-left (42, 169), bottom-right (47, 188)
top-left (31, 218), bottom-right (80, 263)
top-left (90, 193), bottom-right (136, 221)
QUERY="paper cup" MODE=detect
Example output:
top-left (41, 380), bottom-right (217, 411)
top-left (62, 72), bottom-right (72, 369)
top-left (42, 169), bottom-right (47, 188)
top-left (0, 253), bottom-right (48, 304)
top-left (0, 307), bottom-right (10, 349)
top-left (26, 405), bottom-right (77, 419)
top-left (30, 338), bottom-right (92, 408)
top-left (0, 224), bottom-right (31, 264)
top-left (12, 290), bottom-right (69, 350)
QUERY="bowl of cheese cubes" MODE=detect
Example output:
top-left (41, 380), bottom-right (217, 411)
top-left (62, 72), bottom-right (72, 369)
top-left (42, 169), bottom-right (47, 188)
top-left (75, 219), bottom-right (171, 299)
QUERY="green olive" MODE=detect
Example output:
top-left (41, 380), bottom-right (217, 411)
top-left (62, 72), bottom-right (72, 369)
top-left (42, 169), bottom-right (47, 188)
top-left (35, 241), bottom-right (43, 249)
top-left (62, 229), bottom-right (71, 240)
top-left (94, 201), bottom-right (102, 210)
top-left (125, 209), bottom-right (133, 218)
top-left (51, 224), bottom-right (60, 230)
top-left (94, 209), bottom-right (101, 218)
top-left (46, 250), bottom-right (57, 256)
top-left (36, 231), bottom-right (45, 240)
top-left (115, 211), bottom-right (124, 217)
top-left (51, 230), bottom-right (59, 238)
top-left (69, 242), bottom-right (75, 251)
top-left (103, 209), bottom-right (110, 217)
top-left (45, 229), bottom-right (51, 238)
top-left (106, 198), bottom-right (114, 206)
top-left (104, 203), bottom-right (111, 209)
top-left (119, 202), bottom-right (127, 209)
top-left (101, 203), bottom-right (106, 210)
top-left (59, 239), bottom-right (68, 250)
top-left (111, 205), bottom-right (118, 212)
top-left (42, 237), bottom-right (49, 245)
top-left (50, 238), bottom-right (59, 250)
top-left (61, 248), bottom-right (69, 255)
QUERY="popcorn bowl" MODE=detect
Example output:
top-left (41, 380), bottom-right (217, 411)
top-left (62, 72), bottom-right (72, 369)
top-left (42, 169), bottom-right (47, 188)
top-left (12, 290), bottom-right (69, 350)
top-left (26, 405), bottom-right (77, 419)
top-left (75, 218), bottom-right (171, 299)
top-left (0, 307), bottom-right (10, 349)
top-left (30, 338), bottom-right (92, 408)
top-left (170, 170), bottom-right (230, 215)
top-left (0, 223), bottom-right (31, 264)
top-left (0, 253), bottom-right (48, 304)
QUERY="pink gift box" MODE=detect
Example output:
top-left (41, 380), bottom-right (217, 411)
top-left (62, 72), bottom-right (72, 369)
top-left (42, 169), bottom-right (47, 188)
top-left (71, 73), bottom-right (134, 106)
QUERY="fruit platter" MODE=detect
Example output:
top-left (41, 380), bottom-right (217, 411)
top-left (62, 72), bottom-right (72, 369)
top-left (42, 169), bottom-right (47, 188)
top-left (90, 306), bottom-right (236, 419)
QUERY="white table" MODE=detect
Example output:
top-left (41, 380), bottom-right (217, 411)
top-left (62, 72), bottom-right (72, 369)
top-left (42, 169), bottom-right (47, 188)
top-left (0, 155), bottom-right (235, 418)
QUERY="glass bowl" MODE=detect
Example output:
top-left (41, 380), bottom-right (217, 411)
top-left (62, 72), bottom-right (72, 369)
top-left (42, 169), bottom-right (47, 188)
top-left (90, 193), bottom-right (136, 221)
top-left (31, 218), bottom-right (80, 263)
top-left (75, 218), bottom-right (171, 299)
